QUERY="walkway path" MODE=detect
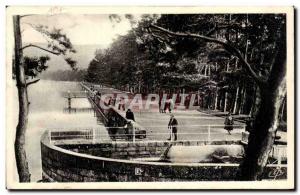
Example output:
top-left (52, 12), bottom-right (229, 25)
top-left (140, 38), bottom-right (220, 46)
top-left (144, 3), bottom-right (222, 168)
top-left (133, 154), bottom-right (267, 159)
top-left (116, 108), bottom-right (245, 142)
top-left (82, 83), bottom-right (246, 142)
top-left (82, 82), bottom-right (246, 142)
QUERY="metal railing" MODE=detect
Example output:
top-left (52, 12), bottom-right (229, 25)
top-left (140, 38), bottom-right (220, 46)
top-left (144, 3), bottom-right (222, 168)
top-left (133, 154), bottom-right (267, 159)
top-left (62, 91), bottom-right (88, 98)
top-left (63, 107), bottom-right (94, 113)
top-left (48, 124), bottom-right (245, 144)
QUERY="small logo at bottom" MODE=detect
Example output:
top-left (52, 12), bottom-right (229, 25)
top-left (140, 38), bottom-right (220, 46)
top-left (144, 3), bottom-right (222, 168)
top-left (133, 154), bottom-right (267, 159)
top-left (135, 167), bottom-right (143, 175)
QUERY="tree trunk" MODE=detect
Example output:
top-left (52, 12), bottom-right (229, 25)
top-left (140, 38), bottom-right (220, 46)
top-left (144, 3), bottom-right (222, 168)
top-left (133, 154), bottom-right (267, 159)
top-left (279, 95), bottom-right (287, 121)
top-left (233, 86), bottom-right (240, 114)
top-left (239, 87), bottom-right (247, 115)
top-left (218, 90), bottom-right (222, 110)
top-left (250, 86), bottom-right (260, 117)
top-left (223, 92), bottom-right (228, 112)
top-left (138, 81), bottom-right (141, 93)
top-left (238, 39), bottom-right (286, 180)
top-left (223, 61), bottom-right (230, 112)
top-left (214, 88), bottom-right (219, 110)
top-left (14, 15), bottom-right (31, 182)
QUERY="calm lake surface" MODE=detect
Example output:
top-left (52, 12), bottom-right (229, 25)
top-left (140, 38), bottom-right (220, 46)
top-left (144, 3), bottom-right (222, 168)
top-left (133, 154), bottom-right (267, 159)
top-left (11, 80), bottom-right (100, 181)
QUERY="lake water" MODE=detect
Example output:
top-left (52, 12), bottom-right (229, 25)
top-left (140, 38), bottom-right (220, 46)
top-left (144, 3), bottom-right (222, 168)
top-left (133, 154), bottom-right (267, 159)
top-left (9, 80), bottom-right (247, 182)
top-left (11, 80), bottom-right (101, 182)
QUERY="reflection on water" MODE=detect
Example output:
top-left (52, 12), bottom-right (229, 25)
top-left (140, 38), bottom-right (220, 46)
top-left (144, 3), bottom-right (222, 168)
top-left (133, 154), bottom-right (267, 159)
top-left (11, 80), bottom-right (102, 182)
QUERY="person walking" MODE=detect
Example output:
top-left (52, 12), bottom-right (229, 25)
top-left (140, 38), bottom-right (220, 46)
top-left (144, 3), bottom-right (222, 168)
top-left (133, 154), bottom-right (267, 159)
top-left (159, 96), bottom-right (162, 113)
top-left (161, 97), bottom-right (167, 113)
top-left (108, 115), bottom-right (117, 141)
top-left (159, 96), bottom-right (166, 113)
top-left (111, 97), bottom-right (116, 106)
top-left (96, 91), bottom-right (101, 97)
top-left (224, 112), bottom-right (234, 135)
top-left (126, 108), bottom-right (135, 121)
top-left (125, 121), bottom-right (134, 141)
top-left (168, 114), bottom-right (178, 141)
top-left (245, 118), bottom-right (254, 133)
top-left (164, 99), bottom-right (169, 113)
top-left (118, 97), bottom-right (126, 111)
top-left (108, 97), bottom-right (112, 106)
top-left (168, 98), bottom-right (174, 113)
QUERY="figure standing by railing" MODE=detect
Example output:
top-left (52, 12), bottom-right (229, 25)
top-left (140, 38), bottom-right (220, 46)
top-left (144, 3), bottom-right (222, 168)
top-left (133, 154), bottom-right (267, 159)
top-left (108, 97), bottom-right (112, 106)
top-left (96, 91), bottom-right (101, 97)
top-left (125, 121), bottom-right (134, 141)
top-left (224, 112), bottom-right (234, 135)
top-left (126, 108), bottom-right (135, 121)
top-left (118, 97), bottom-right (126, 111)
top-left (168, 114), bottom-right (178, 141)
top-left (108, 115), bottom-right (117, 141)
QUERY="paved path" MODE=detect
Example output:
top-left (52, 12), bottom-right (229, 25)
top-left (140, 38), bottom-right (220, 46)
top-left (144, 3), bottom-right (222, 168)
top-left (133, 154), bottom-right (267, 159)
top-left (84, 83), bottom-right (246, 142)
top-left (117, 108), bottom-right (245, 142)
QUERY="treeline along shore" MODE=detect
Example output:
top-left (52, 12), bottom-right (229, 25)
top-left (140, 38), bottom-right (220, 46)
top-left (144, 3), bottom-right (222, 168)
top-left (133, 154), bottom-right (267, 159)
top-left (40, 69), bottom-right (87, 82)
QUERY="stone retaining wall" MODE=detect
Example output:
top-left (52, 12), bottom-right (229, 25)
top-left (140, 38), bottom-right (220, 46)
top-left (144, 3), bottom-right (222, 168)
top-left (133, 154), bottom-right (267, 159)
top-left (41, 132), bottom-right (287, 182)
top-left (58, 140), bottom-right (241, 160)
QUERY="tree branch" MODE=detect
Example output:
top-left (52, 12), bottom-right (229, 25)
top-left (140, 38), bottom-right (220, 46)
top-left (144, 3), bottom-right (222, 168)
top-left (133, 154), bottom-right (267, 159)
top-left (21, 23), bottom-right (53, 45)
top-left (150, 24), bottom-right (265, 85)
top-left (21, 44), bottom-right (60, 55)
top-left (26, 79), bottom-right (40, 87)
top-left (205, 23), bottom-right (217, 36)
top-left (150, 33), bottom-right (166, 43)
top-left (205, 24), bottom-right (241, 37)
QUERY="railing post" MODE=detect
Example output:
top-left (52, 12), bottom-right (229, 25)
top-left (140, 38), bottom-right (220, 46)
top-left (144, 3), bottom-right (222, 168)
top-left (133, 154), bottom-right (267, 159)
top-left (67, 91), bottom-right (71, 111)
top-left (48, 130), bottom-right (51, 144)
top-left (208, 125), bottom-right (211, 143)
top-left (92, 128), bottom-right (96, 144)
top-left (133, 127), bottom-right (136, 143)
top-left (277, 146), bottom-right (282, 165)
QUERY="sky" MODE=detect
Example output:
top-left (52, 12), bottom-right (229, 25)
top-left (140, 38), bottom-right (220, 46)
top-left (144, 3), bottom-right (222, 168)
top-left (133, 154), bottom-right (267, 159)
top-left (20, 14), bottom-right (139, 71)
top-left (21, 14), bottom-right (135, 47)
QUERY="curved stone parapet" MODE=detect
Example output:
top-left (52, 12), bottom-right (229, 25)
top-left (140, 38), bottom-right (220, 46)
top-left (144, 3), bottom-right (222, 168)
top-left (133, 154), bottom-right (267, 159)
top-left (41, 131), bottom-right (287, 182)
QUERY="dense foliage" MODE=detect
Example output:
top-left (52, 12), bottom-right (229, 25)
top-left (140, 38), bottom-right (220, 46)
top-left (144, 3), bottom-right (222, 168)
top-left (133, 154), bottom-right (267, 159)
top-left (85, 14), bottom-right (286, 120)
top-left (12, 25), bottom-right (78, 81)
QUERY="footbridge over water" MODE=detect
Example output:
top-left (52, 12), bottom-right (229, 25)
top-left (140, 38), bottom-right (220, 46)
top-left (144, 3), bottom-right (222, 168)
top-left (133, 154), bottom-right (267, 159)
top-left (39, 82), bottom-right (287, 182)
top-left (77, 82), bottom-right (248, 143)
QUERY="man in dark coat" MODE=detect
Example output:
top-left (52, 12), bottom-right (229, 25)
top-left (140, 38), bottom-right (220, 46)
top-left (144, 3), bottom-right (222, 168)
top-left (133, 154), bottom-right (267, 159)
top-left (245, 118), bottom-right (254, 133)
top-left (168, 114), bottom-right (178, 141)
top-left (126, 109), bottom-right (135, 121)
top-left (108, 97), bottom-right (112, 106)
top-left (224, 112), bottom-right (234, 135)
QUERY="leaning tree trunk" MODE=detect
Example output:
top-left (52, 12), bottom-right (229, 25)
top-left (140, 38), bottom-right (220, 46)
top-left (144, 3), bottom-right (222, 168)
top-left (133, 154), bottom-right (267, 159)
top-left (13, 15), bottom-right (31, 182)
top-left (250, 86), bottom-right (260, 117)
top-left (238, 39), bottom-right (286, 180)
top-left (279, 95), bottom-right (287, 121)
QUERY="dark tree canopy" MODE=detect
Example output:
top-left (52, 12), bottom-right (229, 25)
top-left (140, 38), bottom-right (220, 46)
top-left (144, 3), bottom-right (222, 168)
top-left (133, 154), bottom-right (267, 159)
top-left (86, 14), bottom-right (286, 106)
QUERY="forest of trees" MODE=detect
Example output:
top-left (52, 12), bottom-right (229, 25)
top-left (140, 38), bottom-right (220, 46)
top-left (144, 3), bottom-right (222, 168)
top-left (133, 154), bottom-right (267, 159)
top-left (85, 14), bottom-right (287, 121)
top-left (12, 13), bottom-right (289, 182)
top-left (85, 14), bottom-right (288, 180)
